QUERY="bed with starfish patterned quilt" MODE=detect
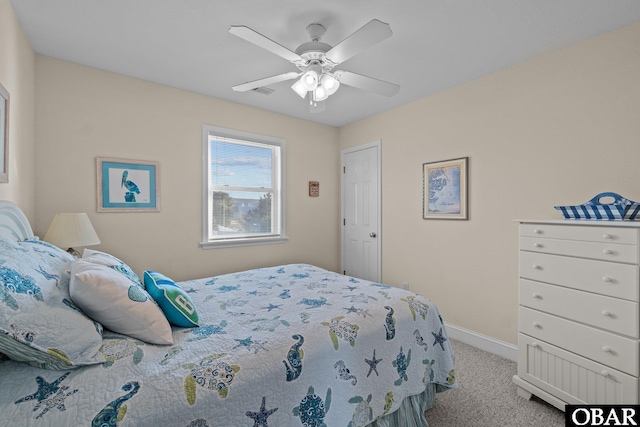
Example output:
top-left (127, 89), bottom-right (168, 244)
top-left (0, 263), bottom-right (456, 426)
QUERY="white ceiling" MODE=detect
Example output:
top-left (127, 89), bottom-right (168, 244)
top-left (10, 0), bottom-right (640, 128)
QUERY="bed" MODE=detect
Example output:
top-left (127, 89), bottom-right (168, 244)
top-left (0, 200), bottom-right (456, 426)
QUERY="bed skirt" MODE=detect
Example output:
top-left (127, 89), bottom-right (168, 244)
top-left (369, 383), bottom-right (441, 427)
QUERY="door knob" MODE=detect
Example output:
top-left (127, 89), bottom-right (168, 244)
top-left (369, 232), bottom-right (377, 238)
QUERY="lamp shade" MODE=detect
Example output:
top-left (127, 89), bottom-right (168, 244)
top-left (291, 79), bottom-right (308, 98)
top-left (313, 85), bottom-right (328, 102)
top-left (320, 74), bottom-right (340, 96)
top-left (300, 69), bottom-right (319, 91)
top-left (44, 213), bottom-right (101, 249)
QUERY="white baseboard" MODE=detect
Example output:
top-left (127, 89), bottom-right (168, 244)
top-left (444, 322), bottom-right (518, 362)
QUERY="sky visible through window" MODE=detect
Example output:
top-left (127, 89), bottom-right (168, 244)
top-left (210, 138), bottom-right (272, 199)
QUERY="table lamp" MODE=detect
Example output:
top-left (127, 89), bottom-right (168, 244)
top-left (44, 213), bottom-right (101, 257)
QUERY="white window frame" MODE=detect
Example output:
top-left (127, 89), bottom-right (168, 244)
top-left (201, 125), bottom-right (286, 249)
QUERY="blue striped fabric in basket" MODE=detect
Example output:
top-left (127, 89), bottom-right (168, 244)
top-left (555, 192), bottom-right (640, 220)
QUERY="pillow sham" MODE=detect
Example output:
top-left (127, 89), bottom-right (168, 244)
top-left (70, 259), bottom-right (173, 345)
top-left (0, 237), bottom-right (105, 369)
top-left (143, 270), bottom-right (199, 328)
top-left (82, 248), bottom-right (143, 287)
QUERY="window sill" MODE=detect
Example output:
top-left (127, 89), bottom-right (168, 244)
top-left (200, 235), bottom-right (288, 249)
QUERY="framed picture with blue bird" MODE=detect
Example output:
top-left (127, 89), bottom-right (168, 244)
top-left (97, 157), bottom-right (160, 212)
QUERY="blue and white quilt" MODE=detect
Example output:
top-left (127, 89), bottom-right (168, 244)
top-left (0, 264), bottom-right (456, 426)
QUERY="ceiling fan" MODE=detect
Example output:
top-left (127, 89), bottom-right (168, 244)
top-left (229, 19), bottom-right (400, 112)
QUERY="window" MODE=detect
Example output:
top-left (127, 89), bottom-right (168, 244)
top-left (201, 125), bottom-right (286, 248)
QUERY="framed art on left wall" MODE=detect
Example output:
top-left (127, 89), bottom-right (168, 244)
top-left (0, 82), bottom-right (9, 183)
top-left (97, 157), bottom-right (160, 212)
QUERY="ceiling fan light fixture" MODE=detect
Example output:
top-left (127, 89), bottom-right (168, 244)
top-left (291, 79), bottom-right (308, 98)
top-left (320, 74), bottom-right (340, 96)
top-left (300, 69), bottom-right (319, 91)
top-left (314, 85), bottom-right (328, 102)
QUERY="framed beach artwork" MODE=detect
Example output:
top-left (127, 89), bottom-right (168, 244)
top-left (0, 82), bottom-right (9, 183)
top-left (423, 157), bottom-right (468, 220)
top-left (97, 157), bottom-right (160, 212)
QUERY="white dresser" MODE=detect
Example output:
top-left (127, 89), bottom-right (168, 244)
top-left (513, 220), bottom-right (640, 410)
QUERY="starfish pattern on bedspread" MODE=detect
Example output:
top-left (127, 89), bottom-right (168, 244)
top-left (262, 303), bottom-right (281, 311)
top-left (246, 396), bottom-right (278, 427)
top-left (432, 327), bottom-right (448, 350)
top-left (365, 349), bottom-right (382, 377)
top-left (233, 336), bottom-right (268, 354)
top-left (15, 372), bottom-right (79, 419)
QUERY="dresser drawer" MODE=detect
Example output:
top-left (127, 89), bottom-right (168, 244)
top-left (519, 307), bottom-right (639, 376)
top-left (520, 236), bottom-right (639, 264)
top-left (520, 251), bottom-right (639, 301)
top-left (517, 333), bottom-right (638, 404)
top-left (520, 279), bottom-right (639, 338)
top-left (520, 223), bottom-right (639, 245)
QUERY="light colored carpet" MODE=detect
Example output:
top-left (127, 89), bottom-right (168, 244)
top-left (425, 339), bottom-right (565, 427)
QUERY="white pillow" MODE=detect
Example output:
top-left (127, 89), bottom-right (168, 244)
top-left (0, 238), bottom-right (105, 369)
top-left (82, 248), bottom-right (143, 287)
top-left (70, 259), bottom-right (173, 345)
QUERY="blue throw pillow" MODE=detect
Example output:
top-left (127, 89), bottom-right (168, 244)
top-left (143, 271), bottom-right (199, 328)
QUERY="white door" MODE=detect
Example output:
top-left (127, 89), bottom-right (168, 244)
top-left (342, 141), bottom-right (381, 282)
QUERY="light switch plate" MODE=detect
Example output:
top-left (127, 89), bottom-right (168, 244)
top-left (309, 181), bottom-right (319, 197)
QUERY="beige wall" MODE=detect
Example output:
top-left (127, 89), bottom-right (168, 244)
top-left (0, 0), bottom-right (36, 220)
top-left (34, 56), bottom-right (340, 281)
top-left (338, 21), bottom-right (640, 344)
top-left (21, 2), bottom-right (640, 345)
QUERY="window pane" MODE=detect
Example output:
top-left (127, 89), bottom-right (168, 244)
top-left (210, 139), bottom-right (273, 188)
top-left (211, 191), bottom-right (273, 236)
top-left (203, 125), bottom-right (285, 247)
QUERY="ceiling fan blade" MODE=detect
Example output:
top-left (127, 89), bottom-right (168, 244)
top-left (334, 70), bottom-right (400, 97)
top-left (326, 19), bottom-right (392, 64)
top-left (229, 26), bottom-right (302, 62)
top-left (232, 72), bottom-right (301, 92)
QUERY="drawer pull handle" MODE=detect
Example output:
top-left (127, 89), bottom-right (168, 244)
top-left (533, 243), bottom-right (543, 248)
top-left (603, 234), bottom-right (613, 240)
top-left (602, 276), bottom-right (613, 283)
top-left (602, 346), bottom-right (612, 353)
top-left (531, 342), bottom-right (540, 349)
top-left (532, 322), bottom-right (541, 329)
top-left (603, 249), bottom-right (614, 255)
top-left (601, 370), bottom-right (610, 377)
top-left (532, 293), bottom-right (542, 299)
top-left (532, 265), bottom-right (542, 270)
top-left (533, 229), bottom-right (543, 235)
top-left (602, 310), bottom-right (612, 317)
